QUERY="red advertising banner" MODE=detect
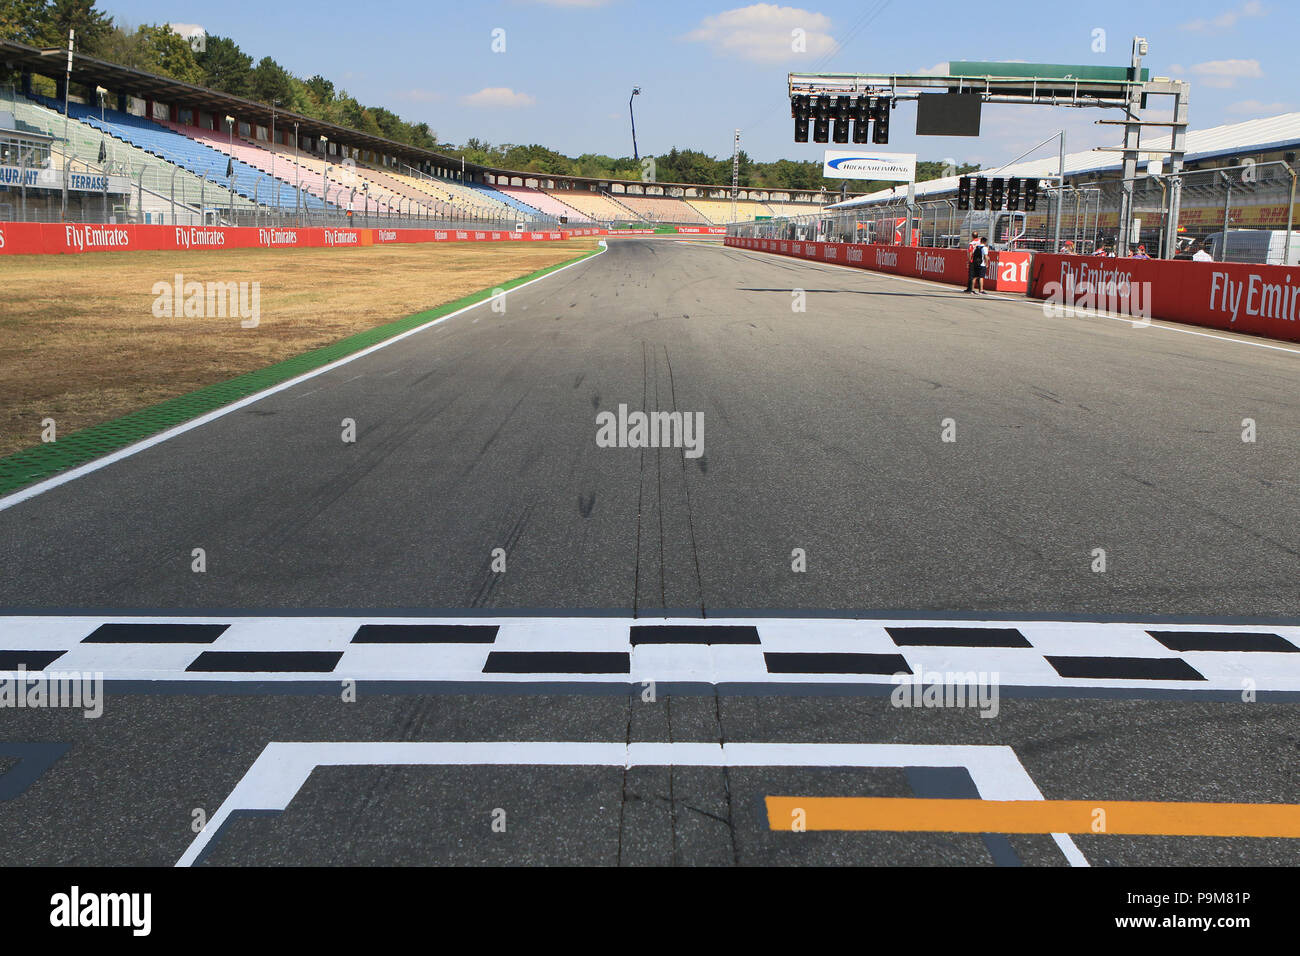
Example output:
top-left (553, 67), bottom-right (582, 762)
top-left (0, 223), bottom-right (603, 256)
top-left (724, 235), bottom-right (1030, 292)
top-left (1029, 254), bottom-right (1300, 343)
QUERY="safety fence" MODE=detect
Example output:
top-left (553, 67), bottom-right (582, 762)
top-left (728, 162), bottom-right (1298, 264)
top-left (0, 222), bottom-right (611, 255)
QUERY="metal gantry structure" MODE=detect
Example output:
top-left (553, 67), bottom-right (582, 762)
top-left (788, 37), bottom-right (1191, 258)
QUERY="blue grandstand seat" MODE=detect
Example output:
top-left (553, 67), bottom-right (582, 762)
top-left (35, 96), bottom-right (326, 210)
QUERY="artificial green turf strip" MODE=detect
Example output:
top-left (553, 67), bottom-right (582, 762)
top-left (0, 247), bottom-right (600, 496)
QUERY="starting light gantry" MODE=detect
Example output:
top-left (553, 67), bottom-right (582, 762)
top-left (789, 38), bottom-right (1190, 257)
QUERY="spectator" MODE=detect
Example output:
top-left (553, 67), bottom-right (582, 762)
top-left (1192, 241), bottom-right (1213, 262)
top-left (1133, 244), bottom-right (1151, 260)
top-left (1060, 239), bottom-right (1076, 254)
top-left (965, 233), bottom-right (981, 292)
top-left (968, 236), bottom-right (990, 294)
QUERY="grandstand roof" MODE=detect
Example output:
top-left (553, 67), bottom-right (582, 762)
top-left (827, 112), bottom-right (1300, 210)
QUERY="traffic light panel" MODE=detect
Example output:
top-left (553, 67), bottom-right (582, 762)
top-left (832, 95), bottom-right (850, 144)
top-left (989, 177), bottom-right (1004, 210)
top-left (813, 95), bottom-right (831, 143)
top-left (1024, 177), bottom-right (1038, 211)
top-left (871, 97), bottom-right (890, 144)
top-left (973, 176), bottom-right (988, 210)
top-left (852, 95), bottom-right (870, 143)
top-left (792, 95), bottom-right (810, 143)
top-left (1006, 177), bottom-right (1021, 211)
top-left (957, 176), bottom-right (971, 211)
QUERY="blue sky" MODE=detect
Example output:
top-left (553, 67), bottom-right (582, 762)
top-left (102, 0), bottom-right (1295, 165)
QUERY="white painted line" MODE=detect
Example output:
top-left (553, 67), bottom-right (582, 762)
top-left (175, 740), bottom-right (1080, 867)
top-left (4, 615), bottom-right (1298, 690)
top-left (0, 245), bottom-right (606, 513)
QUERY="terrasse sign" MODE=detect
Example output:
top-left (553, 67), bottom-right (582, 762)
top-left (0, 165), bottom-right (130, 193)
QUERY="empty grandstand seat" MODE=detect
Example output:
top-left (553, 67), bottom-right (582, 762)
top-left (37, 97), bottom-right (322, 209)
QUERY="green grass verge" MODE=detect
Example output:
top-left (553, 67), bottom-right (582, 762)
top-left (0, 247), bottom-right (600, 497)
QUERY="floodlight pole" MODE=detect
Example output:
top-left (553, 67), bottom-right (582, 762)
top-left (60, 29), bottom-right (74, 220)
top-left (629, 87), bottom-right (641, 161)
top-left (731, 128), bottom-right (740, 223)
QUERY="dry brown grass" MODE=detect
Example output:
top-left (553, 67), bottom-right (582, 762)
top-left (0, 240), bottom-right (598, 457)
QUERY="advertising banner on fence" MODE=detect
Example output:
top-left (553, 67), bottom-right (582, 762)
top-left (0, 223), bottom-right (597, 255)
top-left (725, 235), bottom-right (1030, 292)
top-left (1029, 253), bottom-right (1300, 343)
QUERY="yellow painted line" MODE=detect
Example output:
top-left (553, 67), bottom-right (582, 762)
top-left (764, 797), bottom-right (1300, 838)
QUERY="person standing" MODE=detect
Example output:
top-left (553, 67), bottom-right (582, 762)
top-left (966, 233), bottom-right (981, 292)
top-left (970, 236), bottom-right (990, 294)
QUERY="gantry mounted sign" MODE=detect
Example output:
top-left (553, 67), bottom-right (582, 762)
top-left (789, 39), bottom-right (1189, 256)
top-left (823, 150), bottom-right (915, 182)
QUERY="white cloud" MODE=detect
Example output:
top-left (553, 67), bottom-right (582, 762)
top-left (1189, 59), bottom-right (1263, 88)
top-left (681, 4), bottom-right (836, 63)
top-left (167, 22), bottom-right (205, 39)
top-left (461, 87), bottom-right (537, 108)
top-left (1180, 0), bottom-right (1266, 33)
top-left (915, 62), bottom-right (949, 76)
top-left (1228, 98), bottom-right (1292, 115)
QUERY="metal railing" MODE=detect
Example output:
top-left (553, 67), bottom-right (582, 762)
top-left (729, 161), bottom-right (1299, 263)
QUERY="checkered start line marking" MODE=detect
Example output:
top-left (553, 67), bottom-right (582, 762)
top-left (1, 616), bottom-right (1298, 690)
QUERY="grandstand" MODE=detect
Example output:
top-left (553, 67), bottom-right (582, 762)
top-left (610, 193), bottom-right (708, 224)
top-left (34, 95), bottom-right (326, 211)
top-left (7, 93), bottom-right (259, 222)
top-left (492, 184), bottom-right (591, 222)
top-left (687, 198), bottom-right (775, 223)
top-left (543, 187), bottom-right (639, 222)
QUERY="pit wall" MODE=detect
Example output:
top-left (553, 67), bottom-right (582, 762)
top-left (1029, 254), bottom-right (1300, 344)
top-left (725, 236), bottom-right (1031, 292)
top-left (726, 237), bottom-right (1300, 344)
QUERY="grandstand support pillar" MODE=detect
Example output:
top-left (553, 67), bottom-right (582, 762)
top-left (1162, 84), bottom-right (1189, 260)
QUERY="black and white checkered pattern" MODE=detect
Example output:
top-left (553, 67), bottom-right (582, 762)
top-left (1, 616), bottom-right (1298, 690)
